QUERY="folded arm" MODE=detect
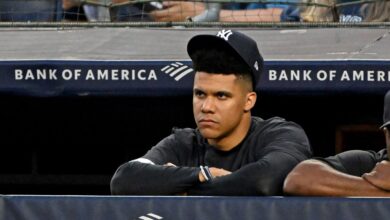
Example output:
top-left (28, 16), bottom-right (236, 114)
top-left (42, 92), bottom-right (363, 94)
top-left (283, 159), bottom-right (390, 196)
top-left (363, 160), bottom-right (390, 191)
top-left (110, 159), bottom-right (200, 195)
top-left (187, 120), bottom-right (312, 196)
top-left (220, 8), bottom-right (283, 22)
top-left (188, 151), bottom-right (302, 196)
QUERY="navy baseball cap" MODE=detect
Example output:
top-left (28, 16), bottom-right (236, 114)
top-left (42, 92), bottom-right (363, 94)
top-left (381, 90), bottom-right (390, 129)
top-left (187, 29), bottom-right (264, 87)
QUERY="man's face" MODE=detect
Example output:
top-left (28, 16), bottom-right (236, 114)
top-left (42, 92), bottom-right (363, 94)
top-left (193, 72), bottom-right (254, 144)
top-left (384, 127), bottom-right (390, 156)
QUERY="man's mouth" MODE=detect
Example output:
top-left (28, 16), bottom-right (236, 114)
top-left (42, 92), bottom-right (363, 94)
top-left (199, 118), bottom-right (217, 125)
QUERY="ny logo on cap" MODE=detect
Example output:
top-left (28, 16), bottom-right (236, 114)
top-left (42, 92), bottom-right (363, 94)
top-left (217, 29), bottom-right (233, 41)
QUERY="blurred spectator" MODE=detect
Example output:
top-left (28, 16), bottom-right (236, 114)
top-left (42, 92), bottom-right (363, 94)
top-left (0, 0), bottom-right (62, 21)
top-left (361, 0), bottom-right (390, 22)
top-left (147, 0), bottom-right (389, 22)
top-left (110, 0), bottom-right (154, 21)
top-left (220, 0), bottom-right (296, 22)
top-left (62, 0), bottom-right (87, 21)
top-left (300, 0), bottom-right (335, 22)
top-left (64, 0), bottom-right (295, 22)
top-left (301, 0), bottom-right (390, 22)
top-left (150, 1), bottom-right (205, 21)
top-left (64, 0), bottom-right (154, 21)
top-left (149, 1), bottom-right (291, 22)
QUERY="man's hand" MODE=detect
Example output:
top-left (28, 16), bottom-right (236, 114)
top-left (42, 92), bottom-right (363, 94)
top-left (363, 160), bottom-right (390, 191)
top-left (209, 167), bottom-right (232, 177)
top-left (164, 163), bottom-right (232, 183)
top-left (164, 162), bottom-right (177, 167)
top-left (199, 167), bottom-right (231, 182)
top-left (62, 0), bottom-right (79, 10)
top-left (163, 162), bottom-right (189, 195)
top-left (150, 1), bottom-right (205, 22)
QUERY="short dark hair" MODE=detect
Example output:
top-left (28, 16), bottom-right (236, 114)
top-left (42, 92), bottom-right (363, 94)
top-left (191, 46), bottom-right (253, 90)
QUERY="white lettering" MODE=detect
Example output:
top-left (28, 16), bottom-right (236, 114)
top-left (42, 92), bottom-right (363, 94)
top-left (148, 70), bottom-right (157, 80)
top-left (86, 70), bottom-right (95, 80)
top-left (329, 70), bottom-right (336, 81)
top-left (62, 69), bottom-right (73, 80)
top-left (316, 70), bottom-right (328, 81)
top-left (83, 69), bottom-right (157, 81)
top-left (25, 70), bottom-right (34, 80)
top-left (267, 69), bottom-right (313, 81)
top-left (352, 70), bottom-right (364, 81)
top-left (121, 70), bottom-right (129, 80)
top-left (74, 69), bottom-right (81, 80)
top-left (138, 70), bottom-right (146, 80)
top-left (378, 71), bottom-right (385, 81)
top-left (50, 69), bottom-right (58, 80)
top-left (15, 69), bottom-right (58, 80)
top-left (291, 70), bottom-right (300, 81)
top-left (269, 70), bottom-right (277, 81)
top-left (340, 70), bottom-right (350, 81)
top-left (15, 69), bottom-right (23, 80)
top-left (37, 69), bottom-right (46, 80)
top-left (97, 69), bottom-right (109, 80)
top-left (279, 71), bottom-right (288, 81)
top-left (303, 70), bottom-right (312, 81)
top-left (111, 69), bottom-right (119, 80)
top-left (367, 70), bottom-right (375, 81)
top-left (340, 70), bottom-right (390, 82)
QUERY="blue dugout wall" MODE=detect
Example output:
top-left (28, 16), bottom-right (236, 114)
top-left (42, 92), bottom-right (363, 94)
top-left (0, 28), bottom-right (388, 195)
top-left (2, 195), bottom-right (390, 220)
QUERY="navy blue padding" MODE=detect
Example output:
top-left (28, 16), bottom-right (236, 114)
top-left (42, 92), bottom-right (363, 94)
top-left (0, 60), bottom-right (389, 97)
top-left (1, 196), bottom-right (390, 220)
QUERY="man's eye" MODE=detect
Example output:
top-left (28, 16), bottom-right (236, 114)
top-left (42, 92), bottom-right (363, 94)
top-left (195, 91), bottom-right (204, 97)
top-left (217, 93), bottom-right (227, 99)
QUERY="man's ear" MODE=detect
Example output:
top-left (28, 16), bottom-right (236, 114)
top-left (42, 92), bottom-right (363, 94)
top-left (384, 128), bottom-right (390, 156)
top-left (384, 127), bottom-right (390, 139)
top-left (244, 92), bottom-right (257, 112)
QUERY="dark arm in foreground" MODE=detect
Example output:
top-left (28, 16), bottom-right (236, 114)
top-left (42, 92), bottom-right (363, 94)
top-left (283, 159), bottom-right (390, 196)
top-left (111, 161), bottom-right (200, 195)
top-left (188, 151), bottom-right (301, 196)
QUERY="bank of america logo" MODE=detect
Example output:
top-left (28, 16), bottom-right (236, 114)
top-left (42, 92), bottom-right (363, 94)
top-left (161, 62), bottom-right (193, 81)
top-left (138, 213), bottom-right (163, 220)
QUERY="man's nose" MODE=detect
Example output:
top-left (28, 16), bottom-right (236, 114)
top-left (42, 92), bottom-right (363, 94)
top-left (201, 97), bottom-right (215, 113)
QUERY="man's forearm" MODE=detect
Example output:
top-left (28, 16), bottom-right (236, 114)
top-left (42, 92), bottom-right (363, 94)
top-left (284, 160), bottom-right (390, 197)
top-left (110, 161), bottom-right (200, 195)
top-left (188, 156), bottom-right (296, 196)
top-left (189, 152), bottom-right (306, 196)
top-left (219, 8), bottom-right (282, 22)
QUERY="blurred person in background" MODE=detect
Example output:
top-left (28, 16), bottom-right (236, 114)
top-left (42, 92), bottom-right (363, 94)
top-left (59, 0), bottom-right (298, 22)
top-left (149, 1), bottom-right (297, 22)
top-left (62, 0), bottom-right (150, 21)
top-left (148, 0), bottom-right (389, 22)
top-left (62, 0), bottom-right (87, 21)
top-left (301, 0), bottom-right (390, 22)
top-left (110, 0), bottom-right (154, 21)
top-left (361, 0), bottom-right (390, 22)
top-left (0, 0), bottom-right (61, 21)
